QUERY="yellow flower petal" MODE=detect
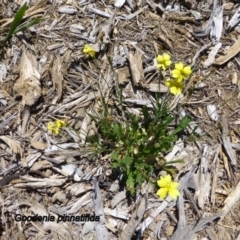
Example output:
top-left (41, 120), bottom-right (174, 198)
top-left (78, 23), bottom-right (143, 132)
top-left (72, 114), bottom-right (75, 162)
top-left (156, 53), bottom-right (172, 70)
top-left (169, 182), bottom-right (179, 189)
top-left (156, 174), bottom-right (180, 200)
top-left (171, 69), bottom-right (181, 80)
top-left (156, 188), bottom-right (168, 199)
top-left (170, 86), bottom-right (178, 95)
top-left (156, 55), bottom-right (164, 63)
top-left (47, 122), bottom-right (56, 130)
top-left (175, 62), bottom-right (184, 71)
top-left (47, 122), bottom-right (59, 135)
top-left (182, 66), bottom-right (192, 77)
top-left (52, 128), bottom-right (59, 135)
top-left (157, 63), bottom-right (165, 70)
top-left (56, 120), bottom-right (66, 128)
top-left (176, 77), bottom-right (183, 82)
top-left (164, 174), bottom-right (172, 183)
top-left (165, 79), bottom-right (183, 95)
top-left (168, 188), bottom-right (180, 200)
top-left (157, 174), bottom-right (171, 187)
top-left (83, 45), bottom-right (96, 58)
top-left (163, 54), bottom-right (171, 61)
top-left (165, 79), bottom-right (171, 87)
top-left (171, 86), bottom-right (182, 95)
top-left (165, 60), bottom-right (172, 67)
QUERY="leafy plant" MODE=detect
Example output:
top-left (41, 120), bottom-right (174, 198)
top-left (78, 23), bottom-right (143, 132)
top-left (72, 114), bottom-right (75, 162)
top-left (0, 3), bottom-right (43, 50)
top-left (87, 97), bottom-right (191, 195)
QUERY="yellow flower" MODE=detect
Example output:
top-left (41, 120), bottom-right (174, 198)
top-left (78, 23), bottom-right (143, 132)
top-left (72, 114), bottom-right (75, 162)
top-left (47, 119), bottom-right (67, 135)
top-left (156, 53), bottom-right (172, 70)
top-left (56, 119), bottom-right (67, 128)
top-left (83, 45), bottom-right (97, 58)
top-left (156, 174), bottom-right (180, 200)
top-left (165, 78), bottom-right (183, 95)
top-left (171, 62), bottom-right (192, 82)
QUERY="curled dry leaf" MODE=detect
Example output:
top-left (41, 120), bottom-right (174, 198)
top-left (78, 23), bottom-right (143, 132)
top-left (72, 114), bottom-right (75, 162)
top-left (13, 51), bottom-right (41, 106)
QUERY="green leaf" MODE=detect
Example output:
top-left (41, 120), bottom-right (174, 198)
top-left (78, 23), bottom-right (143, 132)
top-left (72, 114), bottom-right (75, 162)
top-left (172, 115), bottom-right (192, 135)
top-left (86, 134), bottom-right (99, 145)
top-left (1, 3), bottom-right (27, 46)
top-left (87, 112), bottom-right (99, 123)
top-left (126, 172), bottom-right (135, 194)
top-left (113, 123), bottom-right (123, 140)
top-left (162, 165), bottom-right (178, 175)
top-left (123, 156), bottom-right (132, 168)
top-left (13, 18), bottom-right (43, 34)
top-left (164, 159), bottom-right (184, 165)
top-left (131, 114), bottom-right (139, 135)
top-left (136, 171), bottom-right (143, 185)
top-left (111, 151), bottom-right (120, 162)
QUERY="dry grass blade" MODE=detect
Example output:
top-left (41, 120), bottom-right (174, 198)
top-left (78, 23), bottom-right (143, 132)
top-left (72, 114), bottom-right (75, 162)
top-left (221, 114), bottom-right (237, 166)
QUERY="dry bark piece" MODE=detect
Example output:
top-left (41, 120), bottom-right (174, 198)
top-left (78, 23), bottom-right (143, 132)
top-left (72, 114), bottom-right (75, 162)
top-left (111, 190), bottom-right (126, 208)
top-left (52, 191), bottom-right (68, 204)
top-left (222, 180), bottom-right (240, 215)
top-left (197, 146), bottom-right (211, 209)
top-left (157, 33), bottom-right (173, 50)
top-left (116, 67), bottom-right (130, 84)
top-left (51, 55), bottom-right (63, 101)
top-left (215, 36), bottom-right (240, 65)
top-left (210, 144), bottom-right (221, 206)
top-left (206, 104), bottom-right (218, 121)
top-left (127, 0), bottom-right (136, 10)
top-left (14, 176), bottom-right (66, 188)
top-left (221, 114), bottom-right (237, 166)
top-left (59, 5), bottom-right (77, 14)
top-left (148, 83), bottom-right (168, 93)
top-left (128, 50), bottom-right (144, 86)
top-left (210, 5), bottom-right (224, 44)
top-left (93, 177), bottom-right (109, 240)
top-left (0, 62), bottom-right (7, 83)
top-left (170, 194), bottom-right (187, 240)
top-left (119, 196), bottom-right (147, 240)
top-left (165, 14), bottom-right (196, 23)
top-left (70, 23), bottom-right (85, 33)
top-left (53, 164), bottom-right (83, 181)
top-left (226, 6), bottom-right (240, 33)
top-left (30, 141), bottom-right (47, 150)
top-left (203, 42), bottom-right (222, 68)
top-left (231, 72), bottom-right (238, 85)
top-left (224, 2), bottom-right (234, 11)
top-left (115, 0), bottom-right (126, 8)
top-left (14, 51), bottom-right (41, 106)
top-left (97, 11), bottom-right (116, 45)
top-left (0, 136), bottom-right (26, 166)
